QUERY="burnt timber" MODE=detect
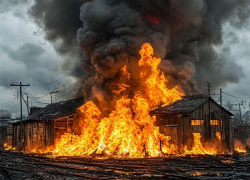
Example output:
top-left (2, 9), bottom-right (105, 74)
top-left (0, 150), bottom-right (250, 179)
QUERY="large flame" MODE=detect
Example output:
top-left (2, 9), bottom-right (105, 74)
top-left (52, 43), bottom-right (184, 158)
top-left (184, 133), bottom-right (217, 155)
top-left (235, 147), bottom-right (247, 153)
top-left (4, 143), bottom-right (15, 150)
top-left (234, 139), bottom-right (247, 153)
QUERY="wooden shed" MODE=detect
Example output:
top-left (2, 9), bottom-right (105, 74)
top-left (12, 98), bottom-right (84, 151)
top-left (0, 118), bottom-right (10, 147)
top-left (151, 94), bottom-right (234, 153)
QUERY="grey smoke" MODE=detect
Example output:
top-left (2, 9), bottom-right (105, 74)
top-left (29, 0), bottom-right (250, 106)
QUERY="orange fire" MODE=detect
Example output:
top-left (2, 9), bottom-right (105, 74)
top-left (192, 172), bottom-right (206, 176)
top-left (215, 132), bottom-right (221, 141)
top-left (234, 139), bottom-right (247, 153)
top-left (184, 133), bottom-right (217, 155)
top-left (4, 143), bottom-right (13, 150)
top-left (52, 43), bottom-right (184, 158)
top-left (235, 147), bottom-right (247, 153)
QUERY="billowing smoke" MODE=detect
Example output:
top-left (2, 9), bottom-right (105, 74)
top-left (29, 0), bottom-right (250, 108)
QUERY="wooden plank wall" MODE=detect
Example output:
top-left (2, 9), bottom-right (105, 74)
top-left (155, 98), bottom-right (233, 152)
top-left (192, 99), bottom-right (232, 151)
top-left (24, 122), bottom-right (45, 151)
top-left (12, 117), bottom-right (74, 150)
top-left (156, 115), bottom-right (183, 151)
top-left (6, 124), bottom-right (12, 146)
top-left (54, 117), bottom-right (74, 145)
top-left (45, 120), bottom-right (54, 147)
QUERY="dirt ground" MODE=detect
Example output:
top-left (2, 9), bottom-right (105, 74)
top-left (0, 150), bottom-right (250, 179)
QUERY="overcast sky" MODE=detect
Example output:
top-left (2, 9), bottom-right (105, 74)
top-left (1, 1), bottom-right (250, 116)
top-left (0, 1), bottom-right (76, 117)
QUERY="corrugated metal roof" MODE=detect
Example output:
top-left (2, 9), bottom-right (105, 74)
top-left (23, 98), bottom-right (84, 122)
top-left (151, 94), bottom-right (209, 115)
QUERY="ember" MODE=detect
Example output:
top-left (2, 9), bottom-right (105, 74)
top-left (146, 14), bottom-right (159, 24)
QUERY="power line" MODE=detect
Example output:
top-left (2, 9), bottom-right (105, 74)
top-left (9, 101), bottom-right (19, 109)
top-left (0, 97), bottom-right (16, 107)
top-left (29, 97), bottom-right (50, 105)
top-left (50, 91), bottom-right (59, 103)
top-left (54, 80), bottom-right (79, 102)
top-left (22, 94), bottom-right (30, 109)
top-left (28, 92), bottom-right (51, 99)
top-left (30, 71), bottom-right (74, 86)
top-left (27, 78), bottom-right (74, 100)
top-left (222, 91), bottom-right (250, 99)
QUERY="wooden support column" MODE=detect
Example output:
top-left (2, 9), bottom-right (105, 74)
top-left (44, 120), bottom-right (46, 147)
top-left (53, 120), bottom-right (55, 146)
top-left (66, 118), bottom-right (68, 130)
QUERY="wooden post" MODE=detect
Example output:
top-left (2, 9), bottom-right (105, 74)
top-left (239, 103), bottom-right (242, 125)
top-left (66, 118), bottom-right (68, 131)
top-left (44, 120), bottom-right (46, 147)
top-left (10, 82), bottom-right (30, 151)
top-left (207, 81), bottom-right (211, 140)
top-left (53, 120), bottom-right (55, 146)
top-left (220, 88), bottom-right (223, 153)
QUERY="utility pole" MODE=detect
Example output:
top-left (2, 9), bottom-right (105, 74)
top-left (207, 81), bottom-right (211, 139)
top-left (207, 81), bottom-right (211, 97)
top-left (239, 103), bottom-right (242, 125)
top-left (220, 88), bottom-right (223, 153)
top-left (10, 82), bottom-right (30, 151)
top-left (50, 91), bottom-right (59, 103)
top-left (23, 93), bottom-right (29, 116)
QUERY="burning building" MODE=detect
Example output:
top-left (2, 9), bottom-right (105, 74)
top-left (8, 43), bottom-right (234, 157)
top-left (7, 0), bottom-right (249, 158)
top-left (11, 99), bottom-right (84, 151)
top-left (10, 94), bottom-right (234, 155)
top-left (0, 117), bottom-right (10, 147)
top-left (151, 94), bottom-right (234, 154)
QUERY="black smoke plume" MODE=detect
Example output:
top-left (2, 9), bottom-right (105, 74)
top-left (29, 0), bottom-right (250, 108)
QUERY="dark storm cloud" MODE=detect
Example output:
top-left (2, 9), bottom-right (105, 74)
top-left (29, 0), bottom-right (250, 103)
top-left (29, 0), bottom-right (89, 55)
top-left (29, 0), bottom-right (90, 80)
top-left (2, 43), bottom-right (45, 68)
top-left (0, 43), bottom-right (62, 91)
